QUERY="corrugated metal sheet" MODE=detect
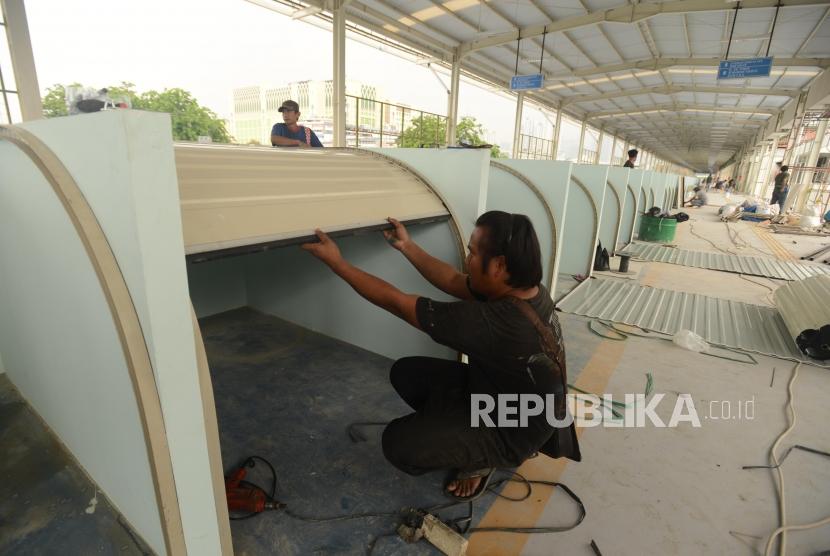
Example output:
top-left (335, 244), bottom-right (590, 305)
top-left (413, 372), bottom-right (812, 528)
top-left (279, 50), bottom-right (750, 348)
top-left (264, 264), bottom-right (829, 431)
top-left (558, 278), bottom-right (811, 362)
top-left (774, 274), bottom-right (830, 340)
top-left (175, 144), bottom-right (449, 255)
top-left (618, 242), bottom-right (830, 281)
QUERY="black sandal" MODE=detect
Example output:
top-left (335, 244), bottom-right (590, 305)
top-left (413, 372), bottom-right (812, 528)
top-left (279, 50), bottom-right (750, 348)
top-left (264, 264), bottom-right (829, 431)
top-left (444, 467), bottom-right (494, 501)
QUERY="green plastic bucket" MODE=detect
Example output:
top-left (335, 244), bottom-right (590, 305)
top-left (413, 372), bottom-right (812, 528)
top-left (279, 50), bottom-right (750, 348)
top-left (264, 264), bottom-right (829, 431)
top-left (638, 214), bottom-right (677, 242)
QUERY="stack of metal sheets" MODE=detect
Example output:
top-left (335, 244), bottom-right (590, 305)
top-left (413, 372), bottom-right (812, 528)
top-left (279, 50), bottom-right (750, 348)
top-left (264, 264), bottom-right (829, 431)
top-left (618, 242), bottom-right (830, 281)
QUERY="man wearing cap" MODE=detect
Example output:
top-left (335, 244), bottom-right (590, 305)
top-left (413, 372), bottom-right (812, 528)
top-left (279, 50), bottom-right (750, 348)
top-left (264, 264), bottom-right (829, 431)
top-left (271, 100), bottom-right (323, 148)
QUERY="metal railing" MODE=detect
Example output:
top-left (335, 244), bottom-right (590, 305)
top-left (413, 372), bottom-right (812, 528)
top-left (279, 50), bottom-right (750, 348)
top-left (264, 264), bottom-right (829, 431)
top-left (578, 149), bottom-right (598, 164)
top-left (516, 133), bottom-right (554, 160)
top-left (345, 95), bottom-right (446, 149)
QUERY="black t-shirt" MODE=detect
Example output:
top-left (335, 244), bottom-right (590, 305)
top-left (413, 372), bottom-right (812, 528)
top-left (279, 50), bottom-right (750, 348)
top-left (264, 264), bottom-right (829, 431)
top-left (415, 284), bottom-right (563, 459)
top-left (623, 160), bottom-right (634, 168)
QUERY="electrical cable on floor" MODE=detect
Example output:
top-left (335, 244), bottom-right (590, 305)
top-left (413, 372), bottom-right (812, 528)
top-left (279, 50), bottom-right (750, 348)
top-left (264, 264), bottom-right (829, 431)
top-left (739, 362), bottom-right (830, 556)
top-left (689, 221), bottom-right (732, 254)
top-left (423, 470), bottom-right (586, 535)
top-left (725, 221), bottom-right (775, 257)
top-left (292, 469), bottom-right (586, 555)
top-left (742, 444), bottom-right (830, 471)
top-left (238, 426), bottom-right (588, 555)
top-left (587, 319), bottom-right (758, 365)
top-left (737, 273), bottom-right (777, 306)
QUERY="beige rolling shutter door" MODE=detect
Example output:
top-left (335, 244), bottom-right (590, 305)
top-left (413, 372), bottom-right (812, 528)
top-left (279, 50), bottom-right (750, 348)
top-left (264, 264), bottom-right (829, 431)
top-left (175, 145), bottom-right (449, 255)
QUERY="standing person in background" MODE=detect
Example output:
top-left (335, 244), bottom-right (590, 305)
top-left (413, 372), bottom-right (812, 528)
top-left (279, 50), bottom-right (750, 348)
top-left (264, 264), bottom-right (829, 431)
top-left (623, 149), bottom-right (638, 168)
top-left (770, 165), bottom-right (790, 213)
top-left (271, 100), bottom-right (323, 148)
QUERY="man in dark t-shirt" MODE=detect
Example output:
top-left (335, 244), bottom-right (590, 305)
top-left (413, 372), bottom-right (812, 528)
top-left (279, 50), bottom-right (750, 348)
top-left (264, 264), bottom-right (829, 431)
top-left (623, 148), bottom-right (638, 168)
top-left (302, 211), bottom-right (579, 500)
top-left (770, 165), bottom-right (790, 212)
top-left (271, 100), bottom-right (323, 148)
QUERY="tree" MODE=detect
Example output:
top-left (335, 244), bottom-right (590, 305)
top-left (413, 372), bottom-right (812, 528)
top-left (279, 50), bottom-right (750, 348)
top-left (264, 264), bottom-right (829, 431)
top-left (457, 117), bottom-right (505, 159)
top-left (396, 115), bottom-right (446, 149)
top-left (397, 115), bottom-right (504, 158)
top-left (41, 82), bottom-right (232, 143)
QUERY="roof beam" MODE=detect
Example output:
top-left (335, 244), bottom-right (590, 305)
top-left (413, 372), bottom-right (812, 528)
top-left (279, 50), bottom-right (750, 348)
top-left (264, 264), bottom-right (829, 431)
top-left (459, 0), bottom-right (830, 54)
top-left (542, 57), bottom-right (828, 83)
top-left (562, 84), bottom-right (799, 104)
top-left (625, 122), bottom-right (763, 130)
top-left (587, 103), bottom-right (777, 118)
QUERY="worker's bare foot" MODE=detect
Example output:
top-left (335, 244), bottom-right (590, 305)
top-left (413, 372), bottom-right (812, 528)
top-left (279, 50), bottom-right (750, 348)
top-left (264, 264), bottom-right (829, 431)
top-left (446, 475), bottom-right (482, 498)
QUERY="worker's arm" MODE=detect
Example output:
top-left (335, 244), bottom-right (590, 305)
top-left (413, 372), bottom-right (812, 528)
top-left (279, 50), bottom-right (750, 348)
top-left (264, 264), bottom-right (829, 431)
top-left (384, 218), bottom-right (474, 300)
top-left (302, 230), bottom-right (421, 329)
top-left (271, 135), bottom-right (308, 147)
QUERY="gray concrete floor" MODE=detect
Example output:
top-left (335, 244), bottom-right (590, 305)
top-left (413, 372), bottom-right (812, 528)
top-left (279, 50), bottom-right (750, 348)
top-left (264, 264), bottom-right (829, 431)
top-left (515, 195), bottom-right (830, 556)
top-left (0, 374), bottom-right (150, 555)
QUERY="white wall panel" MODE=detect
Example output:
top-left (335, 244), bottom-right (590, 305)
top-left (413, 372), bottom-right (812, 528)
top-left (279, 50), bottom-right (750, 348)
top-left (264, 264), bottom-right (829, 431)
top-left (487, 163), bottom-right (556, 291)
top-left (12, 111), bottom-right (225, 555)
top-left (496, 160), bottom-right (572, 298)
top-left (0, 139), bottom-right (165, 553)
top-left (560, 164), bottom-right (609, 277)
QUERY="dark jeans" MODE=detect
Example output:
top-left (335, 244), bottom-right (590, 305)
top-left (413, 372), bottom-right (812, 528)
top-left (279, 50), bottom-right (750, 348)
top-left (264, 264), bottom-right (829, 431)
top-left (381, 356), bottom-right (518, 476)
top-left (770, 189), bottom-right (788, 212)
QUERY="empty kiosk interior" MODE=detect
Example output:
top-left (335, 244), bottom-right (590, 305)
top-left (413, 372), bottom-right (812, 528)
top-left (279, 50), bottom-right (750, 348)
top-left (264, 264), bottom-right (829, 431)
top-left (554, 164), bottom-right (609, 299)
top-left (620, 168), bottom-right (645, 247)
top-left (486, 159), bottom-right (572, 300)
top-left (600, 166), bottom-right (627, 255)
top-left (632, 170), bottom-right (653, 240)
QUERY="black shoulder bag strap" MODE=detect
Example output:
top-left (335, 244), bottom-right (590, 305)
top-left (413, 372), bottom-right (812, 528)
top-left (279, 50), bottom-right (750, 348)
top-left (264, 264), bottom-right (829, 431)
top-left (506, 296), bottom-right (581, 462)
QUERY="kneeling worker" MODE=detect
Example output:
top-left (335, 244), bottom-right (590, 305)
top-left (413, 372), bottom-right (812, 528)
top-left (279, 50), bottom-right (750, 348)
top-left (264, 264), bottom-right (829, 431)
top-left (302, 212), bottom-right (580, 500)
top-left (686, 186), bottom-right (708, 208)
top-left (271, 100), bottom-right (323, 148)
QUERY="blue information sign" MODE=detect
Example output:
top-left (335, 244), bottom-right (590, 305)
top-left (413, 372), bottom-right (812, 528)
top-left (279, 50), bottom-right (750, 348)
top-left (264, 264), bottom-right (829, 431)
top-left (510, 73), bottom-right (544, 91)
top-left (717, 57), bottom-right (773, 80)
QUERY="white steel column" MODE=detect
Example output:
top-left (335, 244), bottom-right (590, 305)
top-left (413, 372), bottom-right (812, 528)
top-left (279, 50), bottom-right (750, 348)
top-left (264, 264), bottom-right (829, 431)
top-left (749, 145), bottom-right (766, 197)
top-left (743, 147), bottom-right (757, 194)
top-left (511, 91), bottom-right (524, 158)
top-left (743, 147), bottom-right (756, 194)
top-left (446, 54), bottom-right (461, 145)
top-left (550, 104), bottom-right (562, 159)
top-left (782, 92), bottom-right (808, 166)
top-left (594, 127), bottom-right (604, 164)
top-left (577, 120), bottom-right (587, 162)
top-left (610, 135), bottom-right (618, 164)
top-left (332, 1), bottom-right (346, 147)
top-left (1, 0), bottom-right (42, 120)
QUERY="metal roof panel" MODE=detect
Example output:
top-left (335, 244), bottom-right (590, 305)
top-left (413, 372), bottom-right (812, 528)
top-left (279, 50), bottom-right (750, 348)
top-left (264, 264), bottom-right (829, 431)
top-left (557, 278), bottom-right (813, 361)
top-left (618, 242), bottom-right (830, 281)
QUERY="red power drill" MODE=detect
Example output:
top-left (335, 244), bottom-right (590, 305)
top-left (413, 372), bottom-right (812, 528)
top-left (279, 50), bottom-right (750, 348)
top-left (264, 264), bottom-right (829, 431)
top-left (225, 457), bottom-right (284, 517)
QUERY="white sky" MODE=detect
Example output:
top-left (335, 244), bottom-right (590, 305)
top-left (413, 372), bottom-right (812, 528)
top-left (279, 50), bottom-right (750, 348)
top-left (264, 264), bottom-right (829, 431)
top-left (25, 0), bottom-right (567, 154)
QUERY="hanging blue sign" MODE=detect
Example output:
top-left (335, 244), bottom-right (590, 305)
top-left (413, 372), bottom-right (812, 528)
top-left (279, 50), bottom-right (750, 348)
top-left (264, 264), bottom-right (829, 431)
top-left (510, 73), bottom-right (544, 91)
top-left (717, 57), bottom-right (773, 80)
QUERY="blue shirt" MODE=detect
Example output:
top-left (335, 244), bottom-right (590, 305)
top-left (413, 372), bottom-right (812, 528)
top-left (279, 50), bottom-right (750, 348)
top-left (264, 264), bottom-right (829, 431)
top-left (271, 123), bottom-right (323, 147)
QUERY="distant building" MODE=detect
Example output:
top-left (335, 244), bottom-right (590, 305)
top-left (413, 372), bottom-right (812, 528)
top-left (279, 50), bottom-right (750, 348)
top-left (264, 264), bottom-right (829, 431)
top-left (231, 80), bottom-right (412, 147)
